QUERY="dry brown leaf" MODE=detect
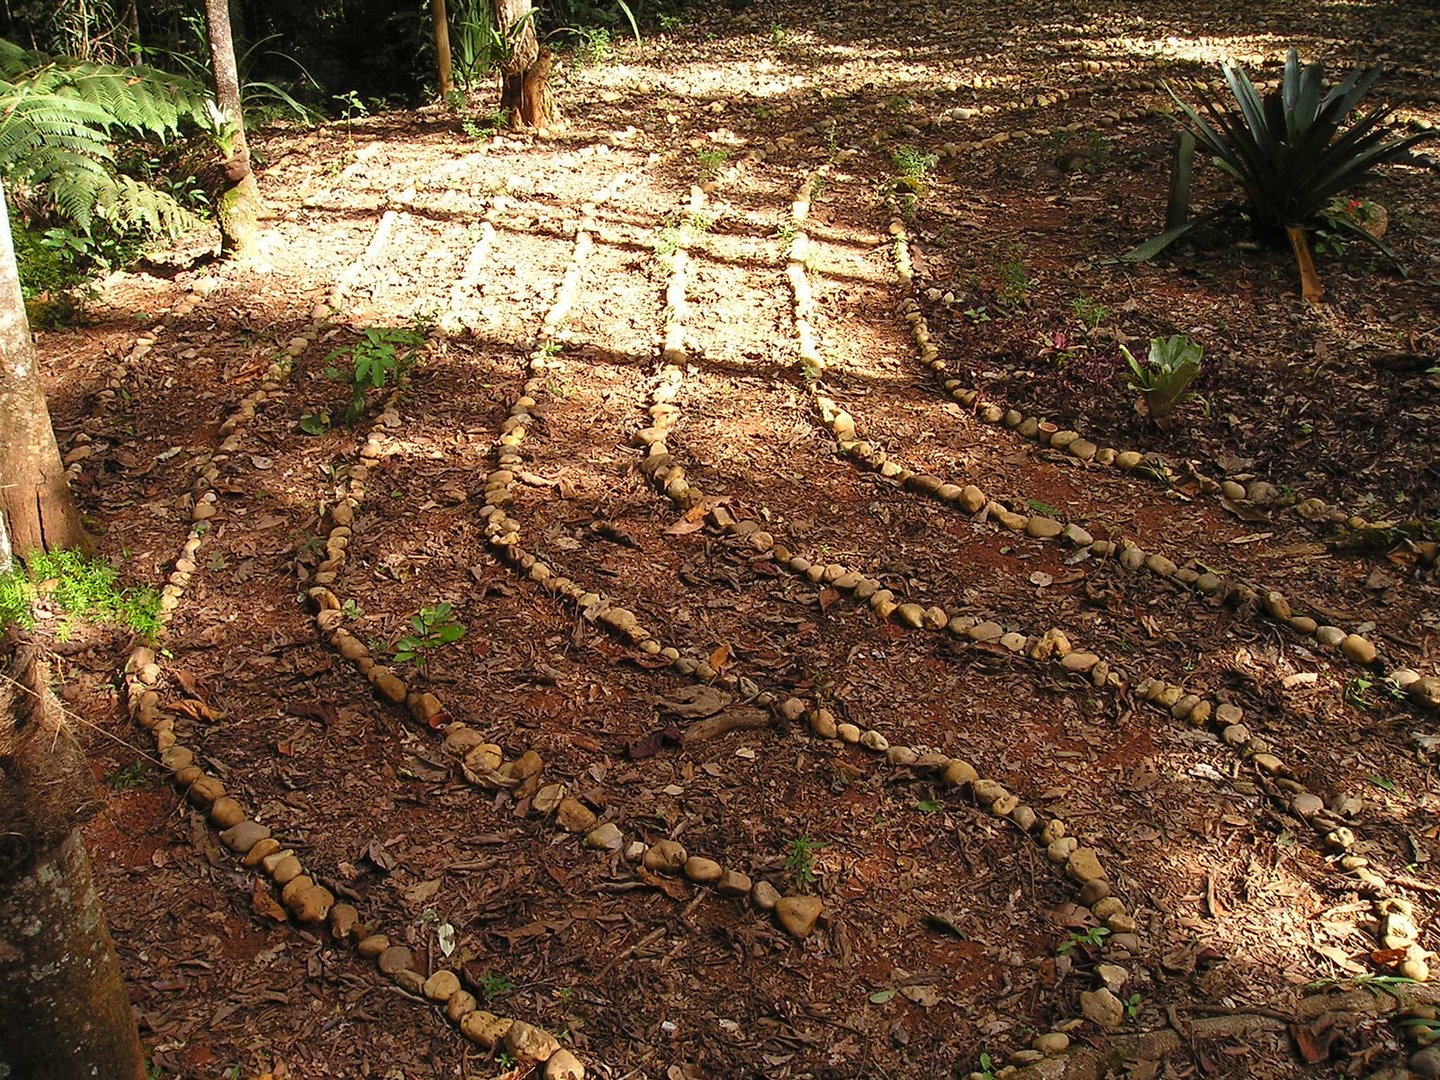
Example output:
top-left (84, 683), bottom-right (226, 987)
top-left (708, 644), bottom-right (731, 671)
top-left (251, 880), bottom-right (288, 923)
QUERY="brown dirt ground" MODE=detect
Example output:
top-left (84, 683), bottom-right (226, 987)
top-left (27, 0), bottom-right (1440, 1077)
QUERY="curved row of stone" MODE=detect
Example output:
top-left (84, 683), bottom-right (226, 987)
top-left (114, 221), bottom-right (591, 1078)
top-left (760, 163), bottom-right (1431, 991)
top-left (61, 279), bottom-right (217, 484)
top-left (880, 203), bottom-right (1440, 709)
top-left (620, 163), bottom-right (1146, 1074)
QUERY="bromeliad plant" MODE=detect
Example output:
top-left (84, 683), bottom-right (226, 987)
top-left (1128, 49), bottom-right (1438, 302)
top-left (1121, 334), bottom-right (1206, 430)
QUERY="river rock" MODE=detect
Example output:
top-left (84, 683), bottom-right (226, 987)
top-left (644, 839), bottom-right (687, 873)
top-left (357, 934), bottom-right (389, 959)
top-left (546, 1049), bottom-right (586, 1080)
top-left (776, 895), bottom-right (824, 939)
top-left (461, 1010), bottom-right (512, 1048)
top-left (717, 870), bottom-right (752, 896)
top-left (1340, 634), bottom-right (1377, 665)
top-left (220, 820), bottom-right (270, 854)
top-left (752, 880), bottom-right (781, 911)
top-left (1080, 987), bottom-right (1125, 1030)
top-left (940, 759), bottom-right (977, 788)
top-left (586, 822), bottom-right (623, 850)
top-left (556, 797), bottom-right (597, 833)
top-left (809, 708), bottom-right (838, 738)
top-left (506, 1020), bottom-right (561, 1064)
top-left (684, 857), bottom-right (723, 884)
top-left (423, 970), bottom-right (461, 1001)
top-left (329, 903), bottom-right (360, 941)
top-left (1071, 852), bottom-right (1100, 881)
top-left (447, 990), bottom-right (478, 1022)
top-left (1410, 677), bottom-right (1440, 708)
top-left (377, 945), bottom-right (414, 975)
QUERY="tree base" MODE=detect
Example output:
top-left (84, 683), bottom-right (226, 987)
top-left (501, 48), bottom-right (558, 130)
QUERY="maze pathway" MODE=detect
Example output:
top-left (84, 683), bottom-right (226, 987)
top-left (47, 0), bottom-right (1440, 1077)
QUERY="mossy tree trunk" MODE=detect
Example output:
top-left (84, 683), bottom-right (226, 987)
top-left (0, 632), bottom-right (144, 1080)
top-left (431, 0), bottom-right (454, 99)
top-left (0, 187), bottom-right (90, 561)
top-left (496, 0), bottom-right (557, 130)
top-left (204, 0), bottom-right (261, 261)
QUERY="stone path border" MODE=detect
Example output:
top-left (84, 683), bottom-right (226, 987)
top-left (108, 217), bottom-right (592, 1079)
top-left (880, 200), bottom-right (1440, 710)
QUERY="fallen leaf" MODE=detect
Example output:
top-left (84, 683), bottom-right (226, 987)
top-left (654, 685), bottom-right (731, 719)
top-left (405, 878), bottom-right (443, 904)
top-left (665, 517), bottom-right (707, 536)
top-left (251, 880), bottom-right (288, 923)
top-left (634, 865), bottom-right (688, 900)
top-left (626, 725), bottom-right (682, 760)
top-left (1029, 571), bottom-right (1054, 588)
top-left (868, 989), bottom-right (897, 1004)
top-left (900, 984), bottom-right (940, 1008)
top-left (708, 644), bottom-right (731, 671)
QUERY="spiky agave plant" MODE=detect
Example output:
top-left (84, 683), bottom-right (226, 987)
top-left (1131, 49), bottom-right (1437, 303)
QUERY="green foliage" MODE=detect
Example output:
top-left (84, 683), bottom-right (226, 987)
top-left (695, 147), bottom-right (729, 181)
top-left (1070, 295), bottom-right (1110, 331)
top-left (995, 253), bottom-right (1032, 309)
top-left (1169, 49), bottom-right (1436, 231)
top-left (0, 549), bottom-right (161, 640)
top-left (476, 971), bottom-right (516, 1002)
top-left (785, 834), bottom-right (823, 893)
top-left (145, 16), bottom-right (323, 127)
top-left (1058, 925), bottom-right (1110, 955)
top-left (1122, 334), bottom-right (1206, 428)
top-left (0, 37), bottom-right (210, 236)
top-left (891, 144), bottom-right (936, 181)
top-left (105, 761), bottom-right (149, 793)
top-left (461, 109), bottom-right (508, 142)
top-left (321, 324), bottom-right (428, 424)
top-left (392, 603), bottom-right (466, 670)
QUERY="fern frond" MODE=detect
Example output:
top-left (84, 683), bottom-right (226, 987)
top-left (0, 37), bottom-right (210, 238)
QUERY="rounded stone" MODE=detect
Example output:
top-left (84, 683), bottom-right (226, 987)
top-left (357, 934), bottom-right (390, 959)
top-left (447, 990), bottom-right (478, 1022)
top-left (1033, 1032), bottom-right (1070, 1055)
top-left (269, 854), bottom-right (303, 886)
top-left (293, 885), bottom-right (334, 923)
top-left (423, 970), bottom-right (462, 1001)
top-left (775, 895), bottom-right (824, 939)
top-left (717, 870), bottom-right (752, 896)
top-left (585, 822), bottom-right (623, 850)
top-left (837, 722), bottom-right (861, 744)
top-left (752, 880), bottom-right (781, 911)
top-left (1340, 634), bottom-right (1377, 665)
top-left (643, 840), bottom-right (687, 873)
top-left (941, 759), bottom-right (978, 787)
top-left (209, 797), bottom-right (245, 829)
top-left (809, 708), bottom-right (838, 738)
top-left (219, 820), bottom-right (270, 854)
top-left (684, 857), bottom-right (724, 884)
top-left (377, 945), bottom-right (415, 975)
top-left (546, 1049), bottom-right (586, 1080)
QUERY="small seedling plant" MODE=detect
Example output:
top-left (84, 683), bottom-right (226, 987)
top-left (1058, 925), bottom-right (1110, 955)
top-left (392, 603), bottom-right (465, 671)
top-left (302, 324), bottom-right (427, 432)
top-left (785, 834), bottom-right (824, 893)
top-left (1122, 334), bottom-right (1206, 429)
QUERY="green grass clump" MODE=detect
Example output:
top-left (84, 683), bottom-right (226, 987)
top-left (0, 550), bottom-right (162, 640)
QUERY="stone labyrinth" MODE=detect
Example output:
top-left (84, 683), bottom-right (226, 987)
top-left (56, 0), bottom-right (1440, 1077)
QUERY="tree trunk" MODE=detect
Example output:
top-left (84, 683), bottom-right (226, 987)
top-left (1285, 224), bottom-right (1325, 304)
top-left (0, 632), bottom-right (144, 1080)
top-left (0, 187), bottom-right (90, 560)
top-left (495, 0), bottom-right (557, 130)
top-left (430, 0), bottom-right (453, 99)
top-left (502, 47), bottom-right (556, 130)
top-left (204, 0), bottom-right (260, 261)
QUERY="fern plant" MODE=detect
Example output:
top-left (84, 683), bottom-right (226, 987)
top-left (0, 38), bottom-right (211, 236)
